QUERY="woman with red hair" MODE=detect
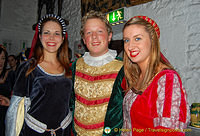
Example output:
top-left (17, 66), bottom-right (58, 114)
top-left (5, 14), bottom-right (72, 136)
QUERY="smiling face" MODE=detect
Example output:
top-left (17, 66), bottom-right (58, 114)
top-left (39, 21), bottom-right (64, 55)
top-left (82, 18), bottom-right (112, 57)
top-left (123, 24), bottom-right (151, 68)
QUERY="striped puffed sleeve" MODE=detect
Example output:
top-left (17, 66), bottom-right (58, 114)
top-left (153, 72), bottom-right (190, 135)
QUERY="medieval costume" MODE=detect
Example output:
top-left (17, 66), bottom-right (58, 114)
top-left (70, 49), bottom-right (124, 136)
top-left (121, 15), bottom-right (190, 136)
top-left (5, 60), bottom-right (72, 136)
top-left (121, 69), bottom-right (190, 136)
top-left (6, 13), bottom-right (71, 136)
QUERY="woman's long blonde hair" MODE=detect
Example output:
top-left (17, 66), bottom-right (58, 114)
top-left (123, 17), bottom-right (173, 93)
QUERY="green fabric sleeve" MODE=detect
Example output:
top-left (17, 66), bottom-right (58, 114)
top-left (103, 66), bottom-right (125, 136)
top-left (69, 60), bottom-right (77, 136)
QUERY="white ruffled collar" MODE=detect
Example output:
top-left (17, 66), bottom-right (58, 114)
top-left (83, 49), bottom-right (117, 66)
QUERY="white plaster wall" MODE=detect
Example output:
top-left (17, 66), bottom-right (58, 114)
top-left (112, 0), bottom-right (200, 105)
top-left (0, 0), bottom-right (81, 58)
top-left (0, 0), bottom-right (37, 55)
top-left (62, 0), bottom-right (81, 59)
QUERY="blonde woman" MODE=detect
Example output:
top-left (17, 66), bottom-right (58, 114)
top-left (121, 16), bottom-right (190, 136)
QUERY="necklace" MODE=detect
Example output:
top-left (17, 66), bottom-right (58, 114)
top-left (132, 70), bottom-right (161, 94)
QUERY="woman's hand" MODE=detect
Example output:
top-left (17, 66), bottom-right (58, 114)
top-left (0, 95), bottom-right (10, 106)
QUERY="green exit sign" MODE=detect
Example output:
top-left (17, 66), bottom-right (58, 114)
top-left (107, 8), bottom-right (124, 24)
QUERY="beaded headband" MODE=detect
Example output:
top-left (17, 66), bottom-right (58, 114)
top-left (28, 14), bottom-right (68, 59)
top-left (38, 14), bottom-right (67, 35)
top-left (127, 16), bottom-right (170, 64)
top-left (130, 16), bottom-right (160, 39)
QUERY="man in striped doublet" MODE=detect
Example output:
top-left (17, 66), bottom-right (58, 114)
top-left (70, 10), bottom-right (124, 136)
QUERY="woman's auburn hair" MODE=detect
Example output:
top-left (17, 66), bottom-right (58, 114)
top-left (123, 17), bottom-right (173, 92)
top-left (26, 17), bottom-right (70, 77)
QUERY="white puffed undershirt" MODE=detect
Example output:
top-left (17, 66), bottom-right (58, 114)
top-left (83, 49), bottom-right (117, 67)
